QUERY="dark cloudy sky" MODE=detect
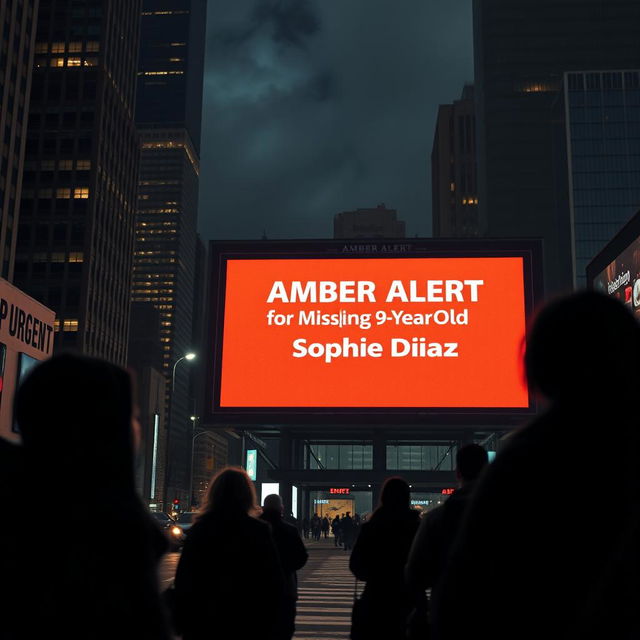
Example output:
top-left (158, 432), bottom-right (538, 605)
top-left (198, 0), bottom-right (474, 241)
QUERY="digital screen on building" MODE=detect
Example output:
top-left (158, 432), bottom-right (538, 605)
top-left (590, 227), bottom-right (640, 320)
top-left (207, 241), bottom-right (540, 424)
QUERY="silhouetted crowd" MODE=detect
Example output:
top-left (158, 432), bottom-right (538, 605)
top-left (2, 291), bottom-right (640, 639)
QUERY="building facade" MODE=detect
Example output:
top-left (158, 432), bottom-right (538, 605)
top-left (564, 70), bottom-right (640, 288)
top-left (0, 0), bottom-right (39, 282)
top-left (133, 0), bottom-right (207, 504)
top-left (334, 204), bottom-right (406, 239)
top-left (473, 0), bottom-right (640, 296)
top-left (15, 0), bottom-right (141, 365)
top-left (431, 85), bottom-right (479, 237)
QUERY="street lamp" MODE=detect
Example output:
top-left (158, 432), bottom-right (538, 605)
top-left (172, 352), bottom-right (196, 392)
top-left (189, 419), bottom-right (217, 509)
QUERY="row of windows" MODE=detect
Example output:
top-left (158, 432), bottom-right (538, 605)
top-left (573, 189), bottom-right (640, 207)
top-left (35, 41), bottom-right (100, 53)
top-left (570, 106), bottom-right (640, 124)
top-left (572, 171), bottom-right (640, 189)
top-left (571, 139), bottom-right (640, 156)
top-left (25, 159), bottom-right (91, 171)
top-left (304, 443), bottom-right (457, 471)
top-left (36, 57), bottom-right (98, 68)
top-left (567, 71), bottom-right (640, 92)
top-left (21, 188), bottom-right (89, 199)
top-left (53, 319), bottom-right (79, 332)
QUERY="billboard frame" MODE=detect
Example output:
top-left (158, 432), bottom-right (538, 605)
top-left (204, 238), bottom-right (543, 427)
top-left (586, 208), bottom-right (640, 288)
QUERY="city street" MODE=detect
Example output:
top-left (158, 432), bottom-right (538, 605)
top-left (158, 538), bottom-right (353, 639)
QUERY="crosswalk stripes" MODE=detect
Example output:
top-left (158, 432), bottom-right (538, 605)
top-left (294, 538), bottom-right (355, 639)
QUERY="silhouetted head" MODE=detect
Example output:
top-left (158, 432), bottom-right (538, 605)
top-left (525, 292), bottom-right (640, 403)
top-left (379, 476), bottom-right (411, 511)
top-left (456, 444), bottom-right (489, 484)
top-left (263, 493), bottom-right (283, 514)
top-left (15, 353), bottom-right (137, 497)
top-left (200, 467), bottom-right (257, 518)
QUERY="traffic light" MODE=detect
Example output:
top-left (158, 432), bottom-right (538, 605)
top-left (172, 498), bottom-right (180, 506)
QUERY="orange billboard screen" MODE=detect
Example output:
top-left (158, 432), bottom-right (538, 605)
top-left (218, 256), bottom-right (529, 410)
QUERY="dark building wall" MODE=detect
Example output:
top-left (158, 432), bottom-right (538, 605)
top-left (16, 0), bottom-right (142, 365)
top-left (334, 204), bottom-right (406, 239)
top-left (432, 85), bottom-right (479, 237)
top-left (473, 0), bottom-right (640, 296)
top-left (135, 0), bottom-right (206, 153)
top-left (0, 1), bottom-right (39, 282)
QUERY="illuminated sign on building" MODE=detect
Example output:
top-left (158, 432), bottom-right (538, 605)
top-left (441, 488), bottom-right (455, 495)
top-left (246, 449), bottom-right (257, 481)
top-left (330, 487), bottom-right (350, 495)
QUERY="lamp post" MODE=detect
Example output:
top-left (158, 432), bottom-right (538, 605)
top-left (189, 416), bottom-right (217, 509)
top-left (172, 351), bottom-right (196, 392)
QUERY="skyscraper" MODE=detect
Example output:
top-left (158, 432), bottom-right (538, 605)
top-left (0, 1), bottom-right (39, 281)
top-left (431, 85), bottom-right (479, 237)
top-left (132, 0), bottom-right (207, 502)
top-left (15, 0), bottom-right (142, 365)
top-left (564, 70), bottom-right (640, 288)
top-left (473, 0), bottom-right (640, 295)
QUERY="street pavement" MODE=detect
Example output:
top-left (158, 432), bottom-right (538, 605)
top-left (158, 537), bottom-right (354, 639)
top-left (295, 537), bottom-right (353, 639)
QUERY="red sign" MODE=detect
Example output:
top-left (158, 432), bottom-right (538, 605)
top-left (441, 488), bottom-right (455, 495)
top-left (330, 488), bottom-right (350, 495)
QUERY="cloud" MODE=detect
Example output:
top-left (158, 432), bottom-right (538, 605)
top-left (199, 0), bottom-right (473, 240)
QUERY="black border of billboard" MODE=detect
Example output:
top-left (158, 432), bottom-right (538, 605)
top-left (586, 208), bottom-right (640, 288)
top-left (204, 238), bottom-right (543, 427)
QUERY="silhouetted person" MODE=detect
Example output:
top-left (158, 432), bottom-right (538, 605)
top-left (321, 516), bottom-right (330, 538)
top-left (431, 292), bottom-right (640, 640)
top-left (405, 444), bottom-right (489, 638)
top-left (261, 494), bottom-right (309, 640)
top-left (174, 467), bottom-right (285, 640)
top-left (332, 515), bottom-right (342, 546)
top-left (341, 511), bottom-right (355, 550)
top-left (13, 354), bottom-right (170, 640)
top-left (0, 436), bottom-right (26, 639)
top-left (302, 516), bottom-right (310, 539)
top-left (349, 478), bottom-right (420, 640)
top-left (311, 512), bottom-right (321, 541)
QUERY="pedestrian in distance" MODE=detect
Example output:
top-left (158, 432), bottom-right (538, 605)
top-left (174, 467), bottom-right (285, 640)
top-left (261, 494), bottom-right (309, 640)
top-left (13, 354), bottom-right (171, 640)
top-left (341, 511), bottom-right (355, 551)
top-left (405, 443), bottom-right (489, 639)
top-left (332, 515), bottom-right (342, 547)
top-left (302, 516), bottom-right (310, 539)
top-left (431, 292), bottom-right (640, 640)
top-left (311, 512), bottom-right (321, 541)
top-left (321, 515), bottom-right (330, 538)
top-left (349, 477), bottom-right (420, 640)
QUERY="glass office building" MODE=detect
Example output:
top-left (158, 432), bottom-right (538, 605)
top-left (565, 70), bottom-right (640, 288)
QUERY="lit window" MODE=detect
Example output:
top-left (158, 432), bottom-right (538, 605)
top-left (67, 57), bottom-right (82, 67)
top-left (170, 42), bottom-right (186, 46)
top-left (450, 183), bottom-right (455, 192)
top-left (35, 57), bottom-right (47, 68)
top-left (77, 160), bottom-right (91, 170)
top-left (35, 43), bottom-right (48, 53)
top-left (169, 58), bottom-right (184, 62)
top-left (74, 188), bottom-right (90, 199)
top-left (68, 252), bottom-right (84, 263)
top-left (56, 188), bottom-right (71, 199)
top-left (86, 42), bottom-right (100, 52)
top-left (63, 320), bottom-right (79, 332)
top-left (51, 42), bottom-right (65, 53)
top-left (68, 42), bottom-right (82, 52)
top-left (51, 58), bottom-right (65, 67)
top-left (83, 58), bottom-right (98, 67)
top-left (54, 320), bottom-right (61, 332)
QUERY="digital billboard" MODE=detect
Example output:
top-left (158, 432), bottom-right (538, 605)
top-left (206, 240), bottom-right (541, 425)
top-left (588, 210), bottom-right (640, 320)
